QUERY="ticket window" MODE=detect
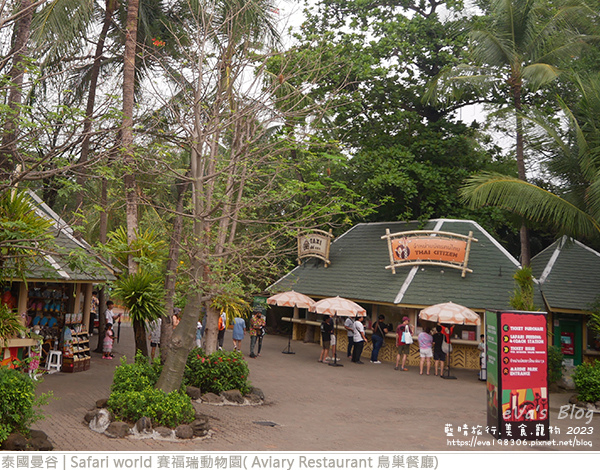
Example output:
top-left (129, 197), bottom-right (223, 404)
top-left (555, 319), bottom-right (582, 366)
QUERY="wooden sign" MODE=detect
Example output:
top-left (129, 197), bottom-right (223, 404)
top-left (382, 229), bottom-right (478, 277)
top-left (298, 229), bottom-right (334, 266)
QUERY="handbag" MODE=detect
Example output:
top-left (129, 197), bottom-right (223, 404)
top-left (442, 336), bottom-right (453, 353)
top-left (402, 326), bottom-right (413, 345)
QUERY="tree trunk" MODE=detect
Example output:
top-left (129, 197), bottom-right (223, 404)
top-left (203, 305), bottom-right (220, 354)
top-left (122, 0), bottom-right (140, 275)
top-left (1, 0), bottom-right (33, 174)
top-left (160, 180), bottom-right (189, 363)
top-left (76, 0), bottom-right (117, 210)
top-left (132, 318), bottom-right (148, 357)
top-left (95, 178), bottom-right (109, 353)
top-left (513, 77), bottom-right (531, 267)
top-left (155, 290), bottom-right (200, 393)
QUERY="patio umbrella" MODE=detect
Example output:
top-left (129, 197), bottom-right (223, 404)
top-left (310, 296), bottom-right (367, 367)
top-left (267, 291), bottom-right (316, 354)
top-left (418, 302), bottom-right (481, 380)
top-left (418, 301), bottom-right (481, 326)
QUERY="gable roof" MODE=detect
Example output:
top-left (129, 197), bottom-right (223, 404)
top-left (10, 191), bottom-right (117, 283)
top-left (531, 235), bottom-right (600, 313)
top-left (272, 219), bottom-right (522, 311)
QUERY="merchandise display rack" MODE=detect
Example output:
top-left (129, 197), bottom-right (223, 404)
top-left (62, 319), bottom-right (90, 373)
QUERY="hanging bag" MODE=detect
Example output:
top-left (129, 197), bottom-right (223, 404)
top-left (402, 325), bottom-right (413, 345)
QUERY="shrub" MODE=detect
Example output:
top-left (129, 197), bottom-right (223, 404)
top-left (111, 351), bottom-right (162, 394)
top-left (108, 388), bottom-right (194, 428)
top-left (572, 360), bottom-right (600, 403)
top-left (0, 367), bottom-right (48, 443)
top-left (184, 348), bottom-right (251, 395)
top-left (548, 345), bottom-right (564, 384)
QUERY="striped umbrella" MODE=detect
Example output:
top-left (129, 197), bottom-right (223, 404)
top-left (418, 302), bottom-right (481, 325)
top-left (310, 296), bottom-right (366, 317)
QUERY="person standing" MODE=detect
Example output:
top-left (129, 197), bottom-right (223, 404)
top-left (344, 316), bottom-right (355, 359)
top-left (103, 323), bottom-right (114, 359)
top-left (432, 325), bottom-right (446, 376)
top-left (195, 319), bottom-right (203, 348)
top-left (370, 315), bottom-right (388, 364)
top-left (218, 311), bottom-right (227, 350)
top-left (148, 318), bottom-right (161, 360)
top-left (319, 316), bottom-right (333, 363)
top-left (418, 328), bottom-right (433, 375)
top-left (232, 316), bottom-right (246, 351)
top-left (104, 300), bottom-right (120, 327)
top-left (395, 316), bottom-right (413, 371)
top-left (351, 315), bottom-right (367, 364)
top-left (249, 311), bottom-right (266, 358)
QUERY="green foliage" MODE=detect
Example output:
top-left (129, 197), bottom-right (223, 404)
top-left (510, 267), bottom-right (537, 311)
top-left (210, 293), bottom-right (251, 326)
top-left (108, 352), bottom-right (193, 427)
top-left (0, 304), bottom-right (24, 341)
top-left (0, 367), bottom-right (49, 443)
top-left (103, 226), bottom-right (167, 273)
top-left (184, 348), bottom-right (251, 395)
top-left (111, 272), bottom-right (165, 323)
top-left (548, 345), bottom-right (564, 384)
top-left (573, 360), bottom-right (600, 403)
top-left (110, 351), bottom-right (162, 394)
top-left (0, 190), bottom-right (54, 281)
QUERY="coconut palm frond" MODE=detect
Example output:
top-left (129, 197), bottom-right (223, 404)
top-left (461, 172), bottom-right (600, 239)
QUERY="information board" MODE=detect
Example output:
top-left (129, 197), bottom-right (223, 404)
top-left (486, 310), bottom-right (549, 440)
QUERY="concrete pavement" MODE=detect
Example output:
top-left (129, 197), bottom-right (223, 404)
top-left (33, 324), bottom-right (599, 451)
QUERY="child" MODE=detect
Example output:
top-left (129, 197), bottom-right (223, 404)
top-left (103, 324), bottom-right (114, 359)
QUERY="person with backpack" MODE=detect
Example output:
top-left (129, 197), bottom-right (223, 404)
top-left (370, 315), bottom-right (389, 364)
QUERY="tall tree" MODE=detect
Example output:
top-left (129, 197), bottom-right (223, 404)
top-left (427, 0), bottom-right (590, 265)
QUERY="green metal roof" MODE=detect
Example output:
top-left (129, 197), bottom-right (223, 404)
top-left (272, 219), bottom-right (523, 311)
top-left (13, 191), bottom-right (117, 283)
top-left (531, 236), bottom-right (600, 312)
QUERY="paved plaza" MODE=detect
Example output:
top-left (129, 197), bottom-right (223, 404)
top-left (34, 324), bottom-right (599, 452)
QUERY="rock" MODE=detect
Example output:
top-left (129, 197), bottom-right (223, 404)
top-left (586, 403), bottom-right (597, 412)
top-left (249, 387), bottom-right (265, 400)
top-left (104, 421), bottom-right (130, 439)
top-left (548, 382), bottom-right (560, 394)
top-left (84, 409), bottom-right (99, 424)
top-left (186, 386), bottom-right (202, 400)
top-left (89, 408), bottom-right (113, 433)
top-left (201, 392), bottom-right (223, 404)
top-left (569, 394), bottom-right (579, 404)
top-left (154, 426), bottom-right (173, 438)
top-left (220, 389), bottom-right (244, 404)
top-left (28, 430), bottom-right (48, 440)
top-left (96, 398), bottom-right (109, 408)
top-left (0, 433), bottom-right (28, 451)
top-left (595, 401), bottom-right (600, 410)
top-left (134, 417), bottom-right (152, 434)
top-left (28, 436), bottom-right (53, 451)
top-left (195, 411), bottom-right (210, 421)
top-left (245, 394), bottom-right (262, 404)
top-left (175, 424), bottom-right (194, 439)
top-left (191, 418), bottom-right (210, 437)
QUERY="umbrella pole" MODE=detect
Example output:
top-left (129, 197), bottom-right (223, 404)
top-left (282, 306), bottom-right (296, 354)
top-left (441, 336), bottom-right (457, 380)
top-left (328, 313), bottom-right (343, 367)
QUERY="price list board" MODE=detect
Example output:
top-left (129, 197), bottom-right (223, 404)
top-left (486, 310), bottom-right (549, 440)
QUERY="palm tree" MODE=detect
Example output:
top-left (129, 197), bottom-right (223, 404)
top-left (427, 0), bottom-right (589, 265)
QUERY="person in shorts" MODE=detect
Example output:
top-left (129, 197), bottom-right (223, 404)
top-left (395, 316), bottom-right (413, 371)
top-left (418, 328), bottom-right (433, 375)
top-left (148, 318), bottom-right (161, 360)
top-left (432, 325), bottom-right (446, 376)
top-left (319, 316), bottom-right (333, 362)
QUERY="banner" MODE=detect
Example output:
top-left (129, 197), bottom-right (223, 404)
top-left (297, 230), bottom-right (334, 266)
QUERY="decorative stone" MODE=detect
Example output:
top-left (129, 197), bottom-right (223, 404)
top-left (0, 433), bottom-right (28, 451)
top-left (154, 426), bottom-right (173, 438)
top-left (595, 401), bottom-right (600, 410)
top-left (96, 398), bottom-right (109, 408)
top-left (569, 394), bottom-right (579, 405)
top-left (134, 417), bottom-right (153, 434)
top-left (220, 390), bottom-right (244, 404)
top-left (175, 424), bottom-right (194, 439)
top-left (201, 392), bottom-right (224, 404)
top-left (586, 403), bottom-right (597, 412)
top-left (245, 394), bottom-right (263, 404)
top-left (194, 411), bottom-right (210, 421)
top-left (191, 418), bottom-right (210, 437)
top-left (104, 421), bottom-right (130, 439)
top-left (249, 387), bottom-right (265, 400)
top-left (28, 435), bottom-right (53, 451)
top-left (89, 408), bottom-right (113, 433)
top-left (186, 386), bottom-right (202, 400)
top-left (84, 409), bottom-right (99, 424)
top-left (29, 430), bottom-right (48, 440)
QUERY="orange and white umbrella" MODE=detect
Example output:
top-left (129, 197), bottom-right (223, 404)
top-left (267, 290), bottom-right (315, 309)
top-left (310, 296), bottom-right (366, 317)
top-left (418, 301), bottom-right (481, 325)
